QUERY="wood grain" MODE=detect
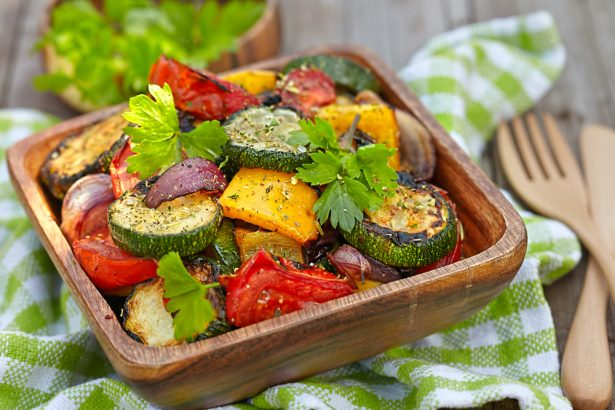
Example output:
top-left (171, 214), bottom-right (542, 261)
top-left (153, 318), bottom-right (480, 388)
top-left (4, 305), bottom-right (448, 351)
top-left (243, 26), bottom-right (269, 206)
top-left (6, 45), bottom-right (526, 408)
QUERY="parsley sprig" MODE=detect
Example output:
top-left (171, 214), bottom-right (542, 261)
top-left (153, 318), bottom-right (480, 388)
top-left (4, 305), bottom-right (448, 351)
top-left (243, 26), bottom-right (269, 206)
top-left (123, 83), bottom-right (228, 179)
top-left (157, 252), bottom-right (219, 341)
top-left (35, 0), bottom-right (265, 107)
top-left (289, 118), bottom-right (398, 232)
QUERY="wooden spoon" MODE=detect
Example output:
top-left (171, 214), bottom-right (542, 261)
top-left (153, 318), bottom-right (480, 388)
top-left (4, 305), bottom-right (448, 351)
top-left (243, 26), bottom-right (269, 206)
top-left (561, 124), bottom-right (615, 409)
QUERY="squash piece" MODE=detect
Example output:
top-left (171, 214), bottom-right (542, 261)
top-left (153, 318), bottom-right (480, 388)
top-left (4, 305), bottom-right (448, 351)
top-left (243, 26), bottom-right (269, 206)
top-left (221, 70), bottom-right (278, 95)
top-left (317, 104), bottom-right (401, 169)
top-left (355, 279), bottom-right (382, 292)
top-left (219, 168), bottom-right (319, 244)
top-left (235, 227), bottom-right (304, 263)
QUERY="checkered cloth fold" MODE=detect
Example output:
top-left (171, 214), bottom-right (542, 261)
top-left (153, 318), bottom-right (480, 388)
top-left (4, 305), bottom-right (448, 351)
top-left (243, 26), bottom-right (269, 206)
top-left (0, 11), bottom-right (579, 410)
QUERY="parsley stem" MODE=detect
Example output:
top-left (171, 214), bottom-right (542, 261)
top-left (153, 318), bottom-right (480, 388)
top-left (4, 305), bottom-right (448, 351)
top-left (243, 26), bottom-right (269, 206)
top-left (339, 114), bottom-right (361, 151)
top-left (203, 282), bottom-right (220, 289)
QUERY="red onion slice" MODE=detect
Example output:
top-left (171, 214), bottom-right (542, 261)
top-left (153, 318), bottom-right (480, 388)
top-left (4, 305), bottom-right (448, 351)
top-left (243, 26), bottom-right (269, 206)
top-left (327, 244), bottom-right (400, 284)
top-left (144, 157), bottom-right (227, 208)
top-left (61, 174), bottom-right (115, 244)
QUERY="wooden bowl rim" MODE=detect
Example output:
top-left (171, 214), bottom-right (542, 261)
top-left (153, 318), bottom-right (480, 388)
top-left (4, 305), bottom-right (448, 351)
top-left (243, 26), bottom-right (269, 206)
top-left (7, 43), bottom-right (527, 376)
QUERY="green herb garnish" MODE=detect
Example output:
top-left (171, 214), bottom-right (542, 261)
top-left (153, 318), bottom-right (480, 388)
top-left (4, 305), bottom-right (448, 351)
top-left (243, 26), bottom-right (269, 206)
top-left (157, 252), bottom-right (219, 341)
top-left (124, 83), bottom-right (228, 179)
top-left (35, 0), bottom-right (265, 108)
top-left (290, 118), bottom-right (398, 232)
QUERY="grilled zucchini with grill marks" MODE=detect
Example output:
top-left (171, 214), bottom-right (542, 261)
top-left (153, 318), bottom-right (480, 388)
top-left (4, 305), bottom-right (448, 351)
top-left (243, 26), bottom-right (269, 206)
top-left (342, 172), bottom-right (457, 268)
top-left (108, 179), bottom-right (223, 258)
top-left (41, 112), bottom-right (128, 199)
top-left (123, 257), bottom-right (228, 346)
top-left (222, 107), bottom-right (309, 172)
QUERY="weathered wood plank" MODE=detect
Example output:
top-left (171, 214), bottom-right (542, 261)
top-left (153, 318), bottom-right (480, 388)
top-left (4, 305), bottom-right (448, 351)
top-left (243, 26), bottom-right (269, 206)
top-left (441, 0), bottom-right (475, 29)
top-left (3, 0), bottom-right (76, 118)
top-left (279, 0), bottom-right (346, 54)
top-left (0, 0), bottom-right (27, 107)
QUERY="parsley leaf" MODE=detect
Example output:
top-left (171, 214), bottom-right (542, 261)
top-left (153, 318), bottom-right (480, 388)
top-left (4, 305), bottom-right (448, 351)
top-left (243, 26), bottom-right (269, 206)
top-left (182, 120), bottom-right (228, 160)
top-left (124, 83), bottom-right (228, 179)
top-left (289, 118), bottom-right (340, 152)
top-left (356, 144), bottom-right (398, 196)
top-left (157, 252), bottom-right (219, 341)
top-left (291, 118), bottom-right (398, 231)
top-left (124, 84), bottom-right (178, 142)
top-left (295, 151), bottom-right (341, 185)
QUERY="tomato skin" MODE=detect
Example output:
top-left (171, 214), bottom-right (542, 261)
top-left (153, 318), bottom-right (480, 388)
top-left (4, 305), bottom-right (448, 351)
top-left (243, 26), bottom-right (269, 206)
top-left (109, 140), bottom-right (140, 198)
top-left (416, 230), bottom-right (462, 273)
top-left (278, 68), bottom-right (336, 117)
top-left (148, 56), bottom-right (259, 120)
top-left (223, 249), bottom-right (354, 327)
top-left (73, 233), bottom-right (158, 290)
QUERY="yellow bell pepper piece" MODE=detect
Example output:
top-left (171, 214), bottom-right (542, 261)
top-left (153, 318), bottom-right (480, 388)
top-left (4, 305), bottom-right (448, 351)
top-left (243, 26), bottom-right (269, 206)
top-left (221, 70), bottom-right (278, 95)
top-left (317, 103), bottom-right (401, 169)
top-left (219, 168), bottom-right (319, 244)
top-left (354, 279), bottom-right (382, 292)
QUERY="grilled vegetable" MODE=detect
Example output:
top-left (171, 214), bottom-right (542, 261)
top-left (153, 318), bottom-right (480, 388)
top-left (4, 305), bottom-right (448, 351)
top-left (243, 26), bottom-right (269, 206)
top-left (395, 109), bottom-right (436, 181)
top-left (222, 249), bottom-right (354, 327)
top-left (328, 244), bottom-right (401, 285)
top-left (218, 168), bottom-right (319, 244)
top-left (317, 103), bottom-right (401, 169)
top-left (123, 257), bottom-right (227, 346)
top-left (283, 54), bottom-right (380, 94)
top-left (222, 107), bottom-right (309, 173)
top-left (144, 158), bottom-right (227, 208)
top-left (41, 112), bottom-right (128, 199)
top-left (73, 232), bottom-right (158, 291)
top-left (148, 56), bottom-right (259, 120)
top-left (61, 174), bottom-right (115, 244)
top-left (109, 139), bottom-right (139, 198)
top-left (123, 278), bottom-right (178, 346)
top-left (342, 172), bottom-right (457, 268)
top-left (221, 70), bottom-right (278, 94)
top-left (108, 179), bottom-right (223, 258)
top-left (278, 67), bottom-right (336, 117)
top-left (235, 228), bottom-right (304, 263)
top-left (206, 219), bottom-right (241, 275)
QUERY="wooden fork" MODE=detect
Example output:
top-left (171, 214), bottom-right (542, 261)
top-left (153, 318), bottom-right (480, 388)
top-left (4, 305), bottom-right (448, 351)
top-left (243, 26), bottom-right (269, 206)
top-left (497, 113), bottom-right (614, 408)
top-left (497, 113), bottom-right (615, 299)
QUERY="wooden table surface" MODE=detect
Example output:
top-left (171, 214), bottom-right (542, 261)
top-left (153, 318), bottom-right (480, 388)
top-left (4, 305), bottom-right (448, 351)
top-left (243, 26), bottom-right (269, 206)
top-left (2, 0), bottom-right (614, 408)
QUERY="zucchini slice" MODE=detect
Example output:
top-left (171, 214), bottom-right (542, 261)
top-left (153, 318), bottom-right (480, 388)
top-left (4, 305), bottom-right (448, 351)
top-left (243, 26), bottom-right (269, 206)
top-left (205, 219), bottom-right (241, 275)
top-left (222, 106), bottom-right (309, 172)
top-left (282, 55), bottom-right (380, 94)
top-left (123, 257), bottom-right (228, 346)
top-left (41, 112), bottom-right (128, 199)
top-left (342, 173), bottom-right (458, 268)
top-left (108, 179), bottom-right (223, 258)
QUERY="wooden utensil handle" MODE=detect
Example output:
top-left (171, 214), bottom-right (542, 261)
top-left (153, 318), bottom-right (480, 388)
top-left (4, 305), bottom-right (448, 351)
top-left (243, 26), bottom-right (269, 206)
top-left (561, 257), bottom-right (612, 410)
top-left (573, 222), bottom-right (615, 305)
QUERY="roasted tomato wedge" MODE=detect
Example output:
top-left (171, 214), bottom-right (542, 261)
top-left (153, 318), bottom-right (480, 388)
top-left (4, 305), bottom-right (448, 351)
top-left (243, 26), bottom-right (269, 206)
top-left (278, 67), bottom-right (336, 117)
top-left (148, 55), bottom-right (259, 120)
top-left (109, 139), bottom-right (140, 198)
top-left (73, 232), bottom-right (158, 291)
top-left (222, 249), bottom-right (354, 327)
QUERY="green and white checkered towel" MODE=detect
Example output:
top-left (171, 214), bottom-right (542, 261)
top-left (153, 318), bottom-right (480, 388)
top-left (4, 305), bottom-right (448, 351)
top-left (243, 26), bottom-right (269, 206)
top-left (0, 10), bottom-right (580, 410)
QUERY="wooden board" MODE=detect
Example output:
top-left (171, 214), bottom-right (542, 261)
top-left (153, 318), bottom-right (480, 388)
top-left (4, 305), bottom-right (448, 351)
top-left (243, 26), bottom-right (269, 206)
top-left (6, 45), bottom-right (527, 409)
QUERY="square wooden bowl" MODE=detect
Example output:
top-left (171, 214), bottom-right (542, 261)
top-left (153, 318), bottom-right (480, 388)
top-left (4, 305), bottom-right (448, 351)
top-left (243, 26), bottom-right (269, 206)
top-left (6, 45), bottom-right (526, 409)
